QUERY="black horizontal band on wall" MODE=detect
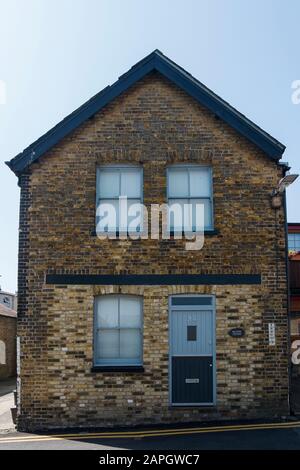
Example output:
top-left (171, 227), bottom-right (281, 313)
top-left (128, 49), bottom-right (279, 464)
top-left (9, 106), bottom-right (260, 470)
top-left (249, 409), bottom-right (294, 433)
top-left (46, 274), bottom-right (261, 286)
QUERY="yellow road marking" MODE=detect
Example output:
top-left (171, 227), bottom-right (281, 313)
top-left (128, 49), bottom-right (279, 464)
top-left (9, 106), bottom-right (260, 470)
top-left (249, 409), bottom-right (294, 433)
top-left (0, 421), bottom-right (300, 443)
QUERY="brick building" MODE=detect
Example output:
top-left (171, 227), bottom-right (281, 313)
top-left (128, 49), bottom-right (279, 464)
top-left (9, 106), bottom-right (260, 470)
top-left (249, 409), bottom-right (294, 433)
top-left (288, 224), bottom-right (300, 410)
top-left (7, 51), bottom-right (291, 431)
top-left (0, 290), bottom-right (17, 311)
top-left (0, 304), bottom-right (17, 379)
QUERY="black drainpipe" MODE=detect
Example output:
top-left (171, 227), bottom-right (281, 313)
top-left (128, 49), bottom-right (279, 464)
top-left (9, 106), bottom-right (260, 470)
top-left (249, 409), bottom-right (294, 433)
top-left (283, 188), bottom-right (292, 414)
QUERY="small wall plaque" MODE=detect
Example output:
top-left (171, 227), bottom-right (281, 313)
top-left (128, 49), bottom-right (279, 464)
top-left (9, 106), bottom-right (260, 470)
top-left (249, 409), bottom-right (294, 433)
top-left (229, 328), bottom-right (245, 338)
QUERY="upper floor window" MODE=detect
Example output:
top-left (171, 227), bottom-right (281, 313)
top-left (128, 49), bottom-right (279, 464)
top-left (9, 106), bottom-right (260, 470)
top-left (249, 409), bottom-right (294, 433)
top-left (96, 166), bottom-right (143, 233)
top-left (167, 166), bottom-right (213, 231)
top-left (288, 233), bottom-right (300, 252)
top-left (94, 295), bottom-right (143, 366)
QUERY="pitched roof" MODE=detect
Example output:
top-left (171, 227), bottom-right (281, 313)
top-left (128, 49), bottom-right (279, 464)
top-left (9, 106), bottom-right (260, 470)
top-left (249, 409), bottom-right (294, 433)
top-left (6, 50), bottom-right (285, 176)
top-left (0, 303), bottom-right (17, 318)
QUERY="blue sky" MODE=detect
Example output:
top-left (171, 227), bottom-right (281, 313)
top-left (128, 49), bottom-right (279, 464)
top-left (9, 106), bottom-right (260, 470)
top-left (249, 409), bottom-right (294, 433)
top-left (0, 0), bottom-right (300, 293)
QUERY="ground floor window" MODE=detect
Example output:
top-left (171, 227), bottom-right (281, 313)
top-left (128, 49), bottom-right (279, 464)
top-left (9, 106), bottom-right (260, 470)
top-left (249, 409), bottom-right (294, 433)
top-left (94, 295), bottom-right (143, 366)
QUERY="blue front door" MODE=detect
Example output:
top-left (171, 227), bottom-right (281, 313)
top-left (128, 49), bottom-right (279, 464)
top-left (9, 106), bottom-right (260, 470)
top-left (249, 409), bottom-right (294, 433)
top-left (170, 296), bottom-right (215, 405)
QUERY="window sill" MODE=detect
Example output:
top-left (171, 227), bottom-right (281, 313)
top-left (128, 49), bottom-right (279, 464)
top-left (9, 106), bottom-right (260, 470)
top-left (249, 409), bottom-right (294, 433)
top-left (91, 366), bottom-right (144, 373)
top-left (91, 229), bottom-right (220, 238)
top-left (169, 404), bottom-right (216, 409)
top-left (169, 229), bottom-right (219, 237)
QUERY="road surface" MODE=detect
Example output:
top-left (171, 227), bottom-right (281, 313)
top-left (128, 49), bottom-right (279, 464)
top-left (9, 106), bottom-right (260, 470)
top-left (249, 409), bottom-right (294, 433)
top-left (0, 421), bottom-right (300, 450)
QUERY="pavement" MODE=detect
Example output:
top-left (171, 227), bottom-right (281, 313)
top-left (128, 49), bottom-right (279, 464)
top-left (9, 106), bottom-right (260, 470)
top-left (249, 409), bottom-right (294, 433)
top-left (0, 378), bottom-right (16, 433)
top-left (0, 421), bottom-right (300, 450)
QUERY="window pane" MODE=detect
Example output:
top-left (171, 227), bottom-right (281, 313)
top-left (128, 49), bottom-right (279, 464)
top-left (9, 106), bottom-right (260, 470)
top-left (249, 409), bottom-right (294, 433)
top-left (99, 170), bottom-right (119, 198)
top-left (120, 169), bottom-right (141, 198)
top-left (288, 234), bottom-right (295, 250)
top-left (127, 200), bottom-right (143, 232)
top-left (187, 325), bottom-right (197, 341)
top-left (168, 199), bottom-right (188, 230)
top-left (96, 199), bottom-right (119, 231)
top-left (288, 233), bottom-right (300, 251)
top-left (168, 169), bottom-right (189, 197)
top-left (191, 199), bottom-right (212, 229)
top-left (172, 297), bottom-right (212, 306)
top-left (120, 297), bottom-right (141, 327)
top-left (97, 330), bottom-right (119, 359)
top-left (120, 329), bottom-right (141, 359)
top-left (97, 198), bottom-right (144, 232)
top-left (190, 168), bottom-right (211, 197)
top-left (295, 234), bottom-right (300, 251)
top-left (96, 297), bottom-right (118, 328)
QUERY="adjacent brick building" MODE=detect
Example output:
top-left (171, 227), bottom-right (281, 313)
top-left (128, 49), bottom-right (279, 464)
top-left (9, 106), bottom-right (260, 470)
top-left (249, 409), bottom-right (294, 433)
top-left (0, 304), bottom-right (17, 379)
top-left (0, 290), bottom-right (17, 311)
top-left (7, 51), bottom-right (291, 431)
top-left (289, 223), bottom-right (300, 343)
top-left (288, 223), bottom-right (300, 410)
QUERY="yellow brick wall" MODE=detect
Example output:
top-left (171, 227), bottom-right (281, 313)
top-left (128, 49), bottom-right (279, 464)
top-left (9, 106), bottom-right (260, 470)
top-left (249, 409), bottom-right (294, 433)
top-left (17, 73), bottom-right (289, 430)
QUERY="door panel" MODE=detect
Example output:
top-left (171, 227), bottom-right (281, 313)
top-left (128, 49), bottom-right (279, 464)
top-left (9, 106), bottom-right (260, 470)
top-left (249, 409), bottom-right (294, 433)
top-left (172, 356), bottom-right (213, 404)
top-left (171, 310), bottom-right (213, 356)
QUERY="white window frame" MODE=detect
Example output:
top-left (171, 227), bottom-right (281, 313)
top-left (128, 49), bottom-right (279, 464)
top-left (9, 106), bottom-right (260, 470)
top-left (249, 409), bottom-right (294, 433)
top-left (93, 295), bottom-right (143, 367)
top-left (167, 165), bottom-right (214, 231)
top-left (96, 165), bottom-right (143, 233)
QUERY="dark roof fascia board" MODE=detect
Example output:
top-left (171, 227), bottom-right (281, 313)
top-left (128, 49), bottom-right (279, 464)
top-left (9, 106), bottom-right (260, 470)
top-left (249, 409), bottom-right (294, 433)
top-left (6, 50), bottom-right (285, 176)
